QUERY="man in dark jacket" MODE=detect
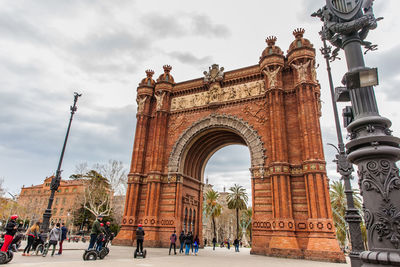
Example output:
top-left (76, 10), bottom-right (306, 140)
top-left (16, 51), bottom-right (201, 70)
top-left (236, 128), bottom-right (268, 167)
top-left (179, 231), bottom-right (185, 253)
top-left (169, 230), bottom-right (177, 255)
top-left (136, 224), bottom-right (145, 253)
top-left (57, 223), bottom-right (68, 255)
top-left (88, 215), bottom-right (103, 250)
top-left (212, 237), bottom-right (217, 250)
top-left (1, 215), bottom-right (18, 252)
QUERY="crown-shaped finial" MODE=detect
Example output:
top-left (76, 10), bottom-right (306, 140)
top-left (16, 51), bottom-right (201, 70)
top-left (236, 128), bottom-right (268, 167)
top-left (163, 65), bottom-right (172, 73)
top-left (145, 69), bottom-right (154, 77)
top-left (266, 36), bottom-right (277, 47)
top-left (293, 28), bottom-right (305, 39)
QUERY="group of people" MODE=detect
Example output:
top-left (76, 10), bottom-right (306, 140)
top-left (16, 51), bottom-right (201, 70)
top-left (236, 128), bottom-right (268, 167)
top-left (87, 215), bottom-right (114, 252)
top-left (0, 215), bottom-right (68, 257)
top-left (168, 230), bottom-right (199, 256)
top-left (210, 237), bottom-right (242, 252)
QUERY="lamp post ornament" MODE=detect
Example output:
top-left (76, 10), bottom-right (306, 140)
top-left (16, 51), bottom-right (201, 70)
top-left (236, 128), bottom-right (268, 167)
top-left (313, 1), bottom-right (400, 266)
top-left (320, 34), bottom-right (365, 267)
top-left (42, 92), bottom-right (82, 233)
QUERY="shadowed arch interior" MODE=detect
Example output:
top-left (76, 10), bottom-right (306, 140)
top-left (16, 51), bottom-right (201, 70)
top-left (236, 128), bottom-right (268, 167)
top-left (182, 128), bottom-right (247, 181)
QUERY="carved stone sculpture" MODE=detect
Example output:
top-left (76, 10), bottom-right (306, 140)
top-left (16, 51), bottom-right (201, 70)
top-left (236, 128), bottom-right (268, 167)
top-left (155, 91), bottom-right (166, 111)
top-left (291, 60), bottom-right (311, 83)
top-left (203, 64), bottom-right (224, 83)
top-left (262, 66), bottom-right (281, 87)
top-left (137, 96), bottom-right (147, 113)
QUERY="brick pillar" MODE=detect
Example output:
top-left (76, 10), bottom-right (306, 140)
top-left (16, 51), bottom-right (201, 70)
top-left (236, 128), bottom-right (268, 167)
top-left (114, 70), bottom-right (155, 246)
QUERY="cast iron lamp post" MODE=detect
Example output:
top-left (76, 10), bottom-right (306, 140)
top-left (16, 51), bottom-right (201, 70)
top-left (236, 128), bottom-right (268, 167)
top-left (320, 34), bottom-right (365, 267)
top-left (313, 1), bottom-right (400, 266)
top-left (42, 92), bottom-right (82, 233)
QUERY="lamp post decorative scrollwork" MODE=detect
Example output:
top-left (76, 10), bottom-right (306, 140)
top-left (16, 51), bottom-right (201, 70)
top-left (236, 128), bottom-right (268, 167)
top-left (313, 1), bottom-right (400, 266)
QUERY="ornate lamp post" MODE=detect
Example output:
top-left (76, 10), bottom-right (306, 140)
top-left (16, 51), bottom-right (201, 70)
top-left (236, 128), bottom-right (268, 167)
top-left (313, 1), bottom-right (400, 266)
top-left (320, 35), bottom-right (365, 267)
top-left (42, 92), bottom-right (82, 233)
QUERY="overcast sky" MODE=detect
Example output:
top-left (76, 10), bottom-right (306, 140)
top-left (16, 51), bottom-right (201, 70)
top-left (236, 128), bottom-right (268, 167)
top-left (1, 1), bottom-right (399, 198)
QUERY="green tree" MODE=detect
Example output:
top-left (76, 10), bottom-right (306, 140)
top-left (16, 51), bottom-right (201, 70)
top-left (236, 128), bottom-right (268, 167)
top-left (204, 189), bottom-right (222, 239)
top-left (329, 180), bottom-right (366, 249)
top-left (226, 184), bottom-right (248, 239)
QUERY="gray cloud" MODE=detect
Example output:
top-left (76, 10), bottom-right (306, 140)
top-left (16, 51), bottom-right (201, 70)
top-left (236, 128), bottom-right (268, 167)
top-left (141, 12), bottom-right (231, 39)
top-left (167, 51), bottom-right (212, 66)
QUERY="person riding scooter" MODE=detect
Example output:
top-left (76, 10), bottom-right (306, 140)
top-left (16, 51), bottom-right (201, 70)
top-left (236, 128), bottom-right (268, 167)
top-left (136, 224), bottom-right (145, 254)
top-left (0, 215), bottom-right (18, 253)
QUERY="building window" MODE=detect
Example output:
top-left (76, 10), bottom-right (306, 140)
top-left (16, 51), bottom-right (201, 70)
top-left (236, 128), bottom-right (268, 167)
top-left (62, 197), bottom-right (66, 204)
top-left (65, 189), bottom-right (69, 193)
top-left (55, 198), bottom-right (59, 205)
top-left (60, 208), bottom-right (64, 216)
top-left (297, 40), bottom-right (302, 48)
top-left (73, 188), bottom-right (77, 193)
top-left (53, 208), bottom-right (58, 215)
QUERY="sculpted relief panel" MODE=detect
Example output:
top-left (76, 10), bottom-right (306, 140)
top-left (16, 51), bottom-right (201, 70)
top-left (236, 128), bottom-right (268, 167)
top-left (170, 80), bottom-right (265, 111)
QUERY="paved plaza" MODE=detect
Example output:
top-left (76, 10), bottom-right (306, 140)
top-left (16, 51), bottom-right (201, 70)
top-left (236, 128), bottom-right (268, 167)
top-left (9, 243), bottom-right (350, 267)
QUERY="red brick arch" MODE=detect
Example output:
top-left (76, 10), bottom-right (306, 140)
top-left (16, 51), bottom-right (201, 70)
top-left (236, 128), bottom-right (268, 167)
top-left (114, 32), bottom-right (345, 263)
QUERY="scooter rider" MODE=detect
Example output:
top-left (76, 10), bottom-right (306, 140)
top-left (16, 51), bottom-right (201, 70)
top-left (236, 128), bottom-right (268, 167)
top-left (88, 215), bottom-right (104, 250)
top-left (0, 215), bottom-right (18, 252)
top-left (136, 224), bottom-right (145, 254)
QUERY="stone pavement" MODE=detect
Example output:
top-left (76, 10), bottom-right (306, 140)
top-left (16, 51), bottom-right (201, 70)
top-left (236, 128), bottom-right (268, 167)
top-left (9, 246), bottom-right (351, 267)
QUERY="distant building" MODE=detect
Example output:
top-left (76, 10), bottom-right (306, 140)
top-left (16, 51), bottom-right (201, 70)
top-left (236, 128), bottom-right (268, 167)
top-left (17, 176), bottom-right (86, 229)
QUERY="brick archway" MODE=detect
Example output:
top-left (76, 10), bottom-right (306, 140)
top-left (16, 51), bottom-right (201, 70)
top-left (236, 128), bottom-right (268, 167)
top-left (168, 114), bottom-right (265, 177)
top-left (114, 31), bottom-right (345, 263)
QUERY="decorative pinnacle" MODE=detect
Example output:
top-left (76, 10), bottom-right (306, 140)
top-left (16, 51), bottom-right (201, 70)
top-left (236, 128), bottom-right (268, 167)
top-left (145, 69), bottom-right (154, 77)
top-left (163, 65), bottom-right (172, 73)
top-left (266, 36), bottom-right (277, 47)
top-left (293, 28), bottom-right (305, 39)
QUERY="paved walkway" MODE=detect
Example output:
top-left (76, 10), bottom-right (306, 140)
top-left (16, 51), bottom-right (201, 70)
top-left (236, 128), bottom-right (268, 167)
top-left (8, 246), bottom-right (350, 267)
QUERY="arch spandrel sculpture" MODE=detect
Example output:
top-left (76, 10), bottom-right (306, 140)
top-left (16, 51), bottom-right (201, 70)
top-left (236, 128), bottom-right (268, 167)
top-left (114, 31), bottom-right (345, 263)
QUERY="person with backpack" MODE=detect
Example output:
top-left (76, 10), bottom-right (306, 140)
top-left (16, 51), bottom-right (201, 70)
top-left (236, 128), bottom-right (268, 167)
top-left (169, 230), bottom-right (177, 255)
top-left (57, 223), bottom-right (68, 255)
top-left (193, 235), bottom-right (199, 256)
top-left (23, 221), bottom-right (40, 256)
top-left (45, 223), bottom-right (61, 257)
top-left (179, 230), bottom-right (185, 254)
top-left (0, 215), bottom-right (18, 253)
top-left (184, 232), bottom-right (193, 255)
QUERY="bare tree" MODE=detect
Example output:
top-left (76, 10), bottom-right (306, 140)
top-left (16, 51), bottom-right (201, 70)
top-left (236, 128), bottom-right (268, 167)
top-left (82, 171), bottom-right (112, 217)
top-left (94, 160), bottom-right (127, 196)
top-left (74, 162), bottom-right (89, 177)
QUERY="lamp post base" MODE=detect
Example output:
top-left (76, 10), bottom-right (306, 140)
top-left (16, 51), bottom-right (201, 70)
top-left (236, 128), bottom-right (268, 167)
top-left (360, 251), bottom-right (400, 267)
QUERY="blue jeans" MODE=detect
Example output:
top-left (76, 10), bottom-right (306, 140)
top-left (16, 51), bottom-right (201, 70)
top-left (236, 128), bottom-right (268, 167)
top-left (96, 241), bottom-right (103, 251)
top-left (195, 245), bottom-right (199, 254)
top-left (185, 244), bottom-right (190, 255)
top-left (179, 242), bottom-right (184, 253)
top-left (88, 234), bottom-right (97, 250)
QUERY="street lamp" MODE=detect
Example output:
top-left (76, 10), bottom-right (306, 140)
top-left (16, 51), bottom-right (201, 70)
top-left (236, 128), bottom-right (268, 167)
top-left (313, 1), bottom-right (400, 266)
top-left (42, 92), bottom-right (82, 233)
top-left (319, 32), bottom-right (365, 267)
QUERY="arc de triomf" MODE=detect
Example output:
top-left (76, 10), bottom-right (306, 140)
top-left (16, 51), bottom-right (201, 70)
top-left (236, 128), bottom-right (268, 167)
top-left (114, 29), bottom-right (345, 262)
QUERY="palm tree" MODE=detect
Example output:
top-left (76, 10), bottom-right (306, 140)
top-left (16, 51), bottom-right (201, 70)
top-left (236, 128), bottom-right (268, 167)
top-left (227, 184), bottom-right (248, 239)
top-left (204, 189), bottom-right (222, 239)
top-left (329, 180), bottom-right (365, 250)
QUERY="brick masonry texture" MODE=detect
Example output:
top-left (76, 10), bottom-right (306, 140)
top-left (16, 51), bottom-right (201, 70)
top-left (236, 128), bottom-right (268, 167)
top-left (113, 30), bottom-right (345, 263)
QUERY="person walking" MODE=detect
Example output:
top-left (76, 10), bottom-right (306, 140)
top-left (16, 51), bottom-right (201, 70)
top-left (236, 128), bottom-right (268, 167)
top-left (136, 224), bottom-right (145, 254)
top-left (234, 238), bottom-right (239, 252)
top-left (23, 221), bottom-right (40, 256)
top-left (57, 223), bottom-right (68, 255)
top-left (0, 215), bottom-right (18, 253)
top-left (88, 215), bottom-right (103, 250)
top-left (227, 238), bottom-right (230, 250)
top-left (169, 230), bottom-right (177, 255)
top-left (193, 235), bottom-right (199, 256)
top-left (212, 237), bottom-right (217, 250)
top-left (184, 232), bottom-right (192, 255)
top-left (179, 230), bottom-right (185, 254)
top-left (45, 223), bottom-right (61, 257)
